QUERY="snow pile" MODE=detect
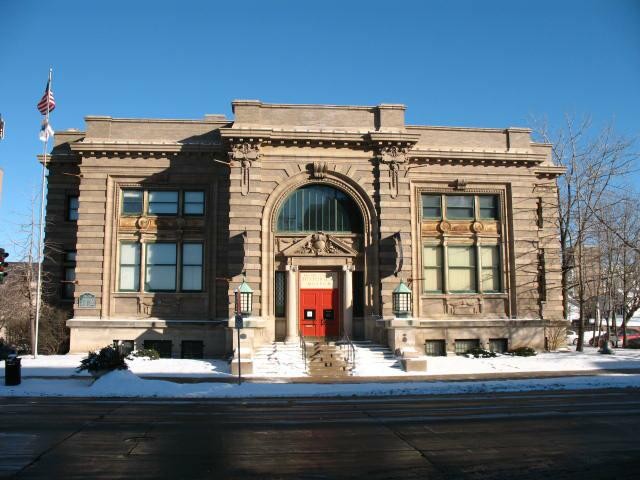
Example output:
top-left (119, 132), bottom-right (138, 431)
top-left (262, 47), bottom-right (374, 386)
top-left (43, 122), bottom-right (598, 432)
top-left (1, 370), bottom-right (639, 398)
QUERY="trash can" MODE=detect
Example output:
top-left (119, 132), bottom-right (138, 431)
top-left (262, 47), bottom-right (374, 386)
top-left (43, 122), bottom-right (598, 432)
top-left (5, 356), bottom-right (21, 386)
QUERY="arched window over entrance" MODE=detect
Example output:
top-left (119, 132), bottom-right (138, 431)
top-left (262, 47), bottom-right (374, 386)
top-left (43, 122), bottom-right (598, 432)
top-left (276, 185), bottom-right (363, 233)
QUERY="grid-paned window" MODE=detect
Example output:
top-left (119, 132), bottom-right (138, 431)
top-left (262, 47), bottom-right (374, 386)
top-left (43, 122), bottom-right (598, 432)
top-left (455, 339), bottom-right (480, 355)
top-left (422, 194), bottom-right (442, 219)
top-left (148, 191), bottom-right (178, 215)
top-left (62, 250), bottom-right (76, 300)
top-left (446, 195), bottom-right (474, 219)
top-left (425, 340), bottom-right (446, 357)
top-left (481, 245), bottom-right (501, 292)
top-left (183, 191), bottom-right (205, 216)
top-left (145, 243), bottom-right (177, 291)
top-left (181, 243), bottom-right (203, 291)
top-left (67, 196), bottom-right (79, 221)
top-left (274, 271), bottom-right (286, 317)
top-left (119, 243), bottom-right (141, 291)
top-left (423, 245), bottom-right (443, 293)
top-left (122, 190), bottom-right (143, 215)
top-left (448, 246), bottom-right (476, 292)
top-left (276, 185), bottom-right (362, 233)
top-left (479, 195), bottom-right (499, 219)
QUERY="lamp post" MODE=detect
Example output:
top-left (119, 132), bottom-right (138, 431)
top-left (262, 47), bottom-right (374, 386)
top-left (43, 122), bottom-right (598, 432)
top-left (234, 277), bottom-right (253, 385)
top-left (392, 279), bottom-right (412, 318)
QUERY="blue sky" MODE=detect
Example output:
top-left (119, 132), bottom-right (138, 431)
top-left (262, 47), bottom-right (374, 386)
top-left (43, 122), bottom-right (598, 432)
top-left (0, 0), bottom-right (639, 253)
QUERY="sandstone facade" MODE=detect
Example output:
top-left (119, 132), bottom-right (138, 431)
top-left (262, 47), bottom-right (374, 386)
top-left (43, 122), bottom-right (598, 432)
top-left (42, 100), bottom-right (565, 359)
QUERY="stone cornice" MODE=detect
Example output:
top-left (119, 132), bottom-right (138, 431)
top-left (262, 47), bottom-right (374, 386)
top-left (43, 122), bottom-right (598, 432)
top-left (409, 148), bottom-right (547, 164)
top-left (533, 165), bottom-right (567, 178)
top-left (69, 141), bottom-right (224, 154)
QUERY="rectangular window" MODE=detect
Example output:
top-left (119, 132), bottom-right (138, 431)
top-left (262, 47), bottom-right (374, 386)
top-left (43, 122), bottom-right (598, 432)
top-left (423, 245), bottom-right (443, 293)
top-left (143, 340), bottom-right (172, 358)
top-left (148, 191), bottom-right (178, 215)
top-left (489, 338), bottom-right (508, 353)
top-left (183, 191), bottom-right (205, 216)
top-left (67, 195), bottom-right (79, 221)
top-left (422, 194), bottom-right (442, 219)
top-left (62, 250), bottom-right (76, 300)
top-left (425, 340), bottom-right (446, 357)
top-left (181, 243), bottom-right (203, 291)
top-left (448, 246), bottom-right (476, 292)
top-left (181, 340), bottom-right (204, 359)
top-left (481, 245), bottom-right (501, 292)
top-left (479, 195), bottom-right (499, 220)
top-left (113, 340), bottom-right (135, 356)
top-left (274, 271), bottom-right (286, 317)
top-left (119, 243), bottom-right (141, 291)
top-left (122, 190), bottom-right (143, 215)
top-left (446, 195), bottom-right (474, 219)
top-left (145, 243), bottom-right (177, 291)
top-left (455, 339), bottom-right (480, 355)
top-left (353, 270), bottom-right (364, 317)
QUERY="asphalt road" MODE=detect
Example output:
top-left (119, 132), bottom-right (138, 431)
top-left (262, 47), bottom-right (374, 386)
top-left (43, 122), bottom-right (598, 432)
top-left (1, 389), bottom-right (639, 479)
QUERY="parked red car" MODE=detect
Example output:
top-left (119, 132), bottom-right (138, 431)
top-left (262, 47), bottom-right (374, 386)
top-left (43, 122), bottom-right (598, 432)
top-left (589, 329), bottom-right (640, 347)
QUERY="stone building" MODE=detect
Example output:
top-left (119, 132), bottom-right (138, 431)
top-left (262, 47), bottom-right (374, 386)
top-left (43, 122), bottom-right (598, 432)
top-left (43, 99), bottom-right (565, 365)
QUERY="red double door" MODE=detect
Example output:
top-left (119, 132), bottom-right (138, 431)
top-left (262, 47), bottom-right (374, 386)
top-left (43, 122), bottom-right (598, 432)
top-left (299, 288), bottom-right (340, 338)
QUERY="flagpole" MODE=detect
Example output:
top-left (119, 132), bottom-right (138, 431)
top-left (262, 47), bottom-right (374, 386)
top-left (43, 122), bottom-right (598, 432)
top-left (33, 68), bottom-right (52, 359)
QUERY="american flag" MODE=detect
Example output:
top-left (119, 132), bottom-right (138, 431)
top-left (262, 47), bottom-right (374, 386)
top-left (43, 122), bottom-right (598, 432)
top-left (37, 80), bottom-right (56, 115)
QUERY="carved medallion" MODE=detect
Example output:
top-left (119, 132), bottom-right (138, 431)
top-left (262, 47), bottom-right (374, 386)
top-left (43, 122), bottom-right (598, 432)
top-left (438, 220), bottom-right (452, 233)
top-left (136, 217), bottom-right (151, 231)
top-left (472, 221), bottom-right (484, 233)
top-left (229, 142), bottom-right (261, 196)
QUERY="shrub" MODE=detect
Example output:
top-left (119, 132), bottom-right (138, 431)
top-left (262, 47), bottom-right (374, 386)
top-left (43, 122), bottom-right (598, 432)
top-left (77, 345), bottom-right (128, 373)
top-left (0, 339), bottom-right (16, 360)
top-left (129, 348), bottom-right (160, 360)
top-left (465, 347), bottom-right (497, 358)
top-left (507, 346), bottom-right (537, 357)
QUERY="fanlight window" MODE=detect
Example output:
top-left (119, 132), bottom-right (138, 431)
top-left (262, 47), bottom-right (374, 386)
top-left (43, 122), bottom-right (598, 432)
top-left (276, 185), bottom-right (362, 233)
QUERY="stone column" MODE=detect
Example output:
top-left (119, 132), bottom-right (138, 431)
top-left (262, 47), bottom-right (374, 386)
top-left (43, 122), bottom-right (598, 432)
top-left (285, 265), bottom-right (299, 343)
top-left (342, 264), bottom-right (354, 338)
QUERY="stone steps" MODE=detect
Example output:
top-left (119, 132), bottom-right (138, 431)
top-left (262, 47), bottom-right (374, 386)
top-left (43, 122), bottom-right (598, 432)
top-left (252, 342), bottom-right (307, 376)
top-left (308, 342), bottom-right (351, 377)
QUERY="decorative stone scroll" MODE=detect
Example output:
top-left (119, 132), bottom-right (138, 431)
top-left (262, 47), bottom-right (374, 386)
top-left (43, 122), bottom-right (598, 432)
top-left (378, 145), bottom-right (410, 198)
top-left (280, 232), bottom-right (358, 257)
top-left (229, 142), bottom-right (261, 196)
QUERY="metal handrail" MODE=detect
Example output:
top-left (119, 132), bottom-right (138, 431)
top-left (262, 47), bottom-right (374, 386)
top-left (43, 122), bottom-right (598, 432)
top-left (298, 330), bottom-right (307, 371)
top-left (339, 333), bottom-right (356, 372)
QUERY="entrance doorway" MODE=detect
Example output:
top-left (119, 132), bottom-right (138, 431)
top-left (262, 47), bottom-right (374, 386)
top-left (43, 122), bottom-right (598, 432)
top-left (299, 271), bottom-right (340, 338)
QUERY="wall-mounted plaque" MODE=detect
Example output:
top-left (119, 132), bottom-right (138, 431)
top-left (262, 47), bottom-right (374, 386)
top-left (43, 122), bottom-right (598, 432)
top-left (78, 293), bottom-right (96, 309)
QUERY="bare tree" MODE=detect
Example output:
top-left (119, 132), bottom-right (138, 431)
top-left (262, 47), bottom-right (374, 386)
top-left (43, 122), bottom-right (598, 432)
top-left (0, 193), bottom-right (69, 354)
top-left (533, 115), bottom-right (638, 351)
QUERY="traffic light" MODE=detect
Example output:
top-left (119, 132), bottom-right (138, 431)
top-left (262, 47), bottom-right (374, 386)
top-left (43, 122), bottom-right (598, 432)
top-left (0, 248), bottom-right (8, 284)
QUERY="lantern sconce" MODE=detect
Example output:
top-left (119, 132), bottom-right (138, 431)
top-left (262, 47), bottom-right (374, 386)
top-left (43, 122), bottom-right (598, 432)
top-left (234, 275), bottom-right (254, 317)
top-left (392, 279), bottom-right (412, 318)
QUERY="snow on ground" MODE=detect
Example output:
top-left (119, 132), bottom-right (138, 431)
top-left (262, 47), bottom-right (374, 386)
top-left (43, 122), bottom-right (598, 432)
top-left (2, 347), bottom-right (640, 380)
top-left (0, 354), bottom-right (231, 378)
top-left (1, 370), bottom-right (639, 398)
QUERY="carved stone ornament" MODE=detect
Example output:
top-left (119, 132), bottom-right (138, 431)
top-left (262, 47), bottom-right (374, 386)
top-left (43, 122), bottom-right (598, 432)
top-left (438, 220), bottom-right (452, 233)
top-left (472, 221), bottom-right (484, 233)
top-left (280, 232), bottom-right (359, 257)
top-left (447, 297), bottom-right (482, 315)
top-left (229, 142), bottom-right (261, 196)
top-left (453, 178), bottom-right (468, 191)
top-left (311, 161), bottom-right (328, 179)
top-left (378, 145), bottom-right (410, 199)
top-left (136, 217), bottom-right (151, 231)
